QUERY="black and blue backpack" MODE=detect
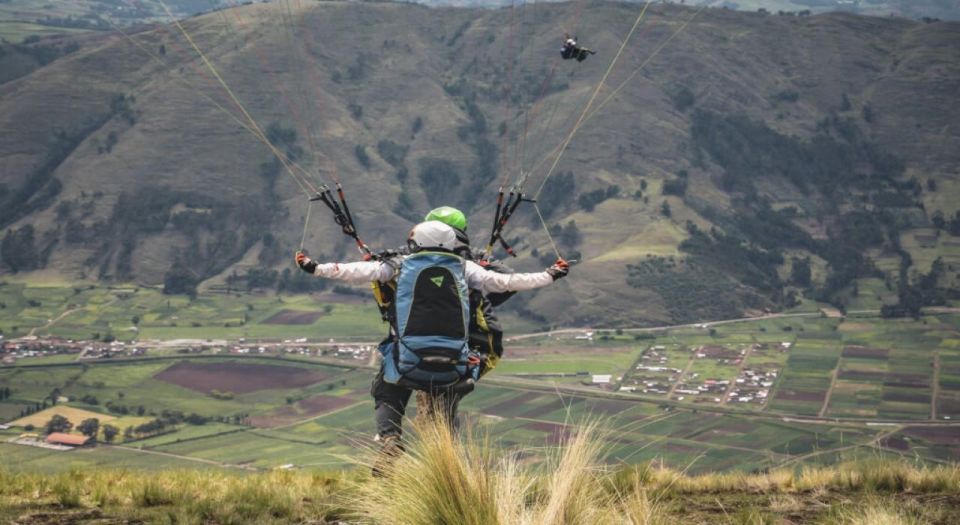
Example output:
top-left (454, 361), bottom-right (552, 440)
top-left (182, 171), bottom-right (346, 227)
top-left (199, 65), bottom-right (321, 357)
top-left (378, 251), bottom-right (480, 391)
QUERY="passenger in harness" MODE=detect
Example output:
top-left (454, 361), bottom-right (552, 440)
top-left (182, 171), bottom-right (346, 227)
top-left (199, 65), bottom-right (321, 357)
top-left (295, 220), bottom-right (569, 474)
top-left (409, 207), bottom-right (516, 434)
top-left (421, 206), bottom-right (512, 378)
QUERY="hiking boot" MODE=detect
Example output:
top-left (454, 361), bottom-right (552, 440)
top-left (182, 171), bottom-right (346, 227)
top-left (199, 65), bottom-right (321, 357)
top-left (371, 434), bottom-right (405, 477)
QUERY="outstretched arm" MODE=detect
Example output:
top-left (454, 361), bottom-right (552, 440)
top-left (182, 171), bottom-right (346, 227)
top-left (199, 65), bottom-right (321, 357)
top-left (295, 252), bottom-right (396, 283)
top-left (465, 259), bottom-right (569, 294)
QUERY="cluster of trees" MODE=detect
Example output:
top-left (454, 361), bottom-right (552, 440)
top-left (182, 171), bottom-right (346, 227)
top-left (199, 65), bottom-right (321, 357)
top-left (931, 210), bottom-right (960, 235)
top-left (104, 401), bottom-right (146, 415)
top-left (109, 94), bottom-right (137, 127)
top-left (53, 123), bottom-right (278, 286)
top-left (578, 185), bottom-right (620, 212)
top-left (1, 225), bottom-right (41, 272)
top-left (671, 87), bottom-right (695, 112)
top-left (157, 122), bottom-right (297, 293)
top-left (10, 36), bottom-right (80, 66)
top-left (79, 394), bottom-right (99, 405)
top-left (549, 220), bottom-right (581, 251)
top-left (692, 110), bottom-right (904, 196)
top-left (225, 265), bottom-right (329, 294)
top-left (131, 418), bottom-right (170, 436)
top-left (102, 423), bottom-right (119, 442)
top-left (162, 198), bottom-right (277, 294)
top-left (126, 410), bottom-right (211, 438)
top-left (163, 259), bottom-right (200, 298)
top-left (354, 145), bottom-right (371, 169)
top-left (42, 414), bottom-right (115, 442)
top-left (17, 399), bottom-right (53, 418)
top-left (0, 386), bottom-right (11, 400)
top-left (44, 414), bottom-right (73, 434)
top-left (457, 95), bottom-right (498, 196)
top-left (419, 158), bottom-right (461, 208)
top-left (1, 116), bottom-right (109, 231)
top-left (37, 408), bottom-right (222, 444)
top-left (537, 172), bottom-right (575, 220)
top-left (77, 418), bottom-right (100, 438)
top-left (680, 223), bottom-right (784, 296)
top-left (686, 109), bottom-right (927, 308)
top-left (661, 172), bottom-right (688, 197)
top-left (790, 257), bottom-right (812, 288)
top-left (92, 95), bottom-right (137, 155)
top-left (627, 256), bottom-right (764, 324)
top-left (687, 199), bottom-right (891, 308)
top-left (377, 139), bottom-right (408, 169)
top-left (882, 256), bottom-right (948, 319)
top-left (35, 15), bottom-right (109, 30)
top-left (1, 91), bottom-right (141, 267)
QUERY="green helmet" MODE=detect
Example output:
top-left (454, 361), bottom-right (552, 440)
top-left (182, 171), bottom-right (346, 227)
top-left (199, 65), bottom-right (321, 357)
top-left (424, 206), bottom-right (467, 231)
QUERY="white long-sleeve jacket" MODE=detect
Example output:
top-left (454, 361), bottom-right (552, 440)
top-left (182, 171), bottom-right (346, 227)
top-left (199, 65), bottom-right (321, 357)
top-left (311, 258), bottom-right (555, 294)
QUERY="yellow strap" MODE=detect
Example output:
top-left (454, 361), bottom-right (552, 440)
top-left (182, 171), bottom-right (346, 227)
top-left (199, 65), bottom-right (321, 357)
top-left (475, 299), bottom-right (490, 333)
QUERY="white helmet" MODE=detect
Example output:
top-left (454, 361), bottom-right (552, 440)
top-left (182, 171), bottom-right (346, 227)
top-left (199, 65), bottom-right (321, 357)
top-left (407, 221), bottom-right (468, 254)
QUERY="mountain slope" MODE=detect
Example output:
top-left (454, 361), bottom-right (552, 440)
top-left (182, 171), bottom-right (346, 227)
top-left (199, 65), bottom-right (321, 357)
top-left (0, 1), bottom-right (958, 325)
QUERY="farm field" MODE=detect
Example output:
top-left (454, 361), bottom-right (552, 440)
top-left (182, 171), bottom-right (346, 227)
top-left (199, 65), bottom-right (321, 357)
top-left (0, 441), bottom-right (231, 473)
top-left (2, 314), bottom-right (959, 474)
top-left (0, 20), bottom-right (92, 43)
top-left (0, 282), bottom-right (385, 341)
top-left (0, 281), bottom-right (539, 341)
top-left (493, 343), bottom-right (642, 376)
top-left (532, 314), bottom-right (960, 423)
top-left (10, 405), bottom-right (116, 428)
top-left (126, 422), bottom-right (246, 448)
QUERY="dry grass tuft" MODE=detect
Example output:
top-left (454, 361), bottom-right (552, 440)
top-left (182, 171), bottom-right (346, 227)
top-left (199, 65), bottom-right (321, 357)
top-left (2, 429), bottom-right (958, 524)
top-left (824, 497), bottom-right (932, 525)
top-left (0, 467), bottom-right (354, 523)
top-left (352, 413), bottom-right (675, 524)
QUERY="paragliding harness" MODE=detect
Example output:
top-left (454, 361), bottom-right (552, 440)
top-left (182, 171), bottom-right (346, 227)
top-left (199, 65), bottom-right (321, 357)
top-left (376, 251), bottom-right (480, 393)
top-left (312, 183), bottom-right (524, 387)
top-left (469, 257), bottom-right (512, 377)
top-left (369, 246), bottom-right (512, 381)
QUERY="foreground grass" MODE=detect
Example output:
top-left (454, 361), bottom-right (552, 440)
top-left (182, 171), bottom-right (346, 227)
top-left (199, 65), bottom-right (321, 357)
top-left (2, 420), bottom-right (959, 524)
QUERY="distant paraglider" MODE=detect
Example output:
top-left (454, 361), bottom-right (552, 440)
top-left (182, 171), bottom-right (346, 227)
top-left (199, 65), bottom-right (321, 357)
top-left (561, 34), bottom-right (595, 62)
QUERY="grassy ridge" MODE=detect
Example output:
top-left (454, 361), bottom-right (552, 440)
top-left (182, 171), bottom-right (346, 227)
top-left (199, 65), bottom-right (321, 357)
top-left (1, 420), bottom-right (958, 524)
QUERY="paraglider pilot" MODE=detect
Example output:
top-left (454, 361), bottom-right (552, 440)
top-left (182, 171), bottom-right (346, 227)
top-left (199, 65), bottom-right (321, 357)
top-left (561, 33), bottom-right (595, 62)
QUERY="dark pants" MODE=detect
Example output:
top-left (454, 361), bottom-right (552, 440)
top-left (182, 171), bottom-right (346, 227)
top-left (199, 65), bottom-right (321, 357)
top-left (371, 369), bottom-right (464, 438)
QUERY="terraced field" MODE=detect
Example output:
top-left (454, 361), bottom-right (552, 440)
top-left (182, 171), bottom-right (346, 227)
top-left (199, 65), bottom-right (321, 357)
top-left (1, 313), bottom-right (959, 474)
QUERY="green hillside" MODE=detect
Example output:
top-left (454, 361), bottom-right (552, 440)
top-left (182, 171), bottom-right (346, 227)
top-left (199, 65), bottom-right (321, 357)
top-left (0, 1), bottom-right (958, 326)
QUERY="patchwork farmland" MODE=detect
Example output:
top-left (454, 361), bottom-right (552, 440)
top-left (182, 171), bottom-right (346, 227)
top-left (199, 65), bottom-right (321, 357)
top-left (154, 361), bottom-right (335, 394)
top-left (1, 314), bottom-right (959, 475)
